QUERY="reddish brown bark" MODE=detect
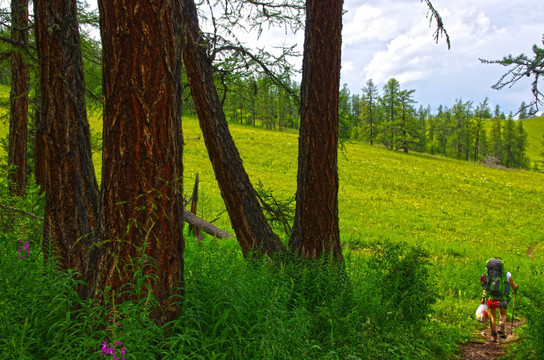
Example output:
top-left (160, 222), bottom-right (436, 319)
top-left (33, 0), bottom-right (101, 298)
top-left (8, 0), bottom-right (29, 196)
top-left (289, 0), bottom-right (343, 260)
top-left (97, 0), bottom-right (184, 322)
top-left (182, 0), bottom-right (286, 257)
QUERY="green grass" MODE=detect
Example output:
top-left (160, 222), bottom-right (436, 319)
top-left (175, 116), bottom-right (544, 259)
top-left (522, 115), bottom-right (544, 166)
top-left (2, 93), bottom-right (544, 358)
top-left (0, 84), bottom-right (10, 152)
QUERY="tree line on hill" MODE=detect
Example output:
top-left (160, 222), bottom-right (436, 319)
top-left (346, 79), bottom-right (532, 169)
top-left (192, 73), bottom-right (535, 170)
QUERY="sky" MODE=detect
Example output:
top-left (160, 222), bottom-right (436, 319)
top-left (84, 0), bottom-right (544, 116)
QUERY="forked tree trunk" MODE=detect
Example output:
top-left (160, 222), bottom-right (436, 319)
top-left (289, 0), bottom-right (343, 260)
top-left (33, 0), bottom-right (101, 299)
top-left (182, 0), bottom-right (286, 257)
top-left (96, 0), bottom-right (184, 322)
top-left (8, 0), bottom-right (29, 196)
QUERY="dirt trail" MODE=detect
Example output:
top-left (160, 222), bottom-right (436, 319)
top-left (459, 319), bottom-right (525, 360)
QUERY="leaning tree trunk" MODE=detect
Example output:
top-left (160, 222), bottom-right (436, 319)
top-left (182, 0), bottom-right (286, 257)
top-left (96, 0), bottom-right (184, 322)
top-left (8, 0), bottom-right (29, 196)
top-left (33, 0), bottom-right (101, 299)
top-left (289, 0), bottom-right (343, 260)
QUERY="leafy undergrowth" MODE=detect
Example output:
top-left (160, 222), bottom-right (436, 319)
top-left (0, 181), bottom-right (461, 359)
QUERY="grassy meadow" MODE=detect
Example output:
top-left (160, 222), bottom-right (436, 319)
top-left (522, 115), bottom-right (544, 166)
top-left (1, 89), bottom-right (544, 358)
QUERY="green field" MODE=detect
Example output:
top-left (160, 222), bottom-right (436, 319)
top-left (2, 93), bottom-right (544, 358)
top-left (522, 115), bottom-right (544, 166)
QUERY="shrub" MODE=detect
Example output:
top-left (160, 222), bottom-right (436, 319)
top-left (364, 241), bottom-right (438, 329)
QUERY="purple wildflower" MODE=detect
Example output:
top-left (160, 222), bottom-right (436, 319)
top-left (101, 340), bottom-right (126, 360)
top-left (17, 241), bottom-right (30, 259)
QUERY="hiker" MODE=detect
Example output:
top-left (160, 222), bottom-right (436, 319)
top-left (480, 258), bottom-right (519, 342)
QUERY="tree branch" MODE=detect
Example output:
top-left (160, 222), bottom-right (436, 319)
top-left (421, 0), bottom-right (451, 49)
top-left (480, 39), bottom-right (544, 110)
top-left (213, 44), bottom-right (300, 101)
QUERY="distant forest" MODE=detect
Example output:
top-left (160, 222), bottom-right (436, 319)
top-left (186, 73), bottom-right (535, 170)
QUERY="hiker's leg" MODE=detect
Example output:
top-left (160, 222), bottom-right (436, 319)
top-left (488, 303), bottom-right (498, 341)
top-left (499, 306), bottom-right (507, 326)
top-left (488, 306), bottom-right (496, 331)
top-left (497, 306), bottom-right (508, 338)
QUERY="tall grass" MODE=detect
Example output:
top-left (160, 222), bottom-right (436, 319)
top-left (0, 223), bottom-right (454, 359)
top-left (521, 115), bottom-right (544, 166)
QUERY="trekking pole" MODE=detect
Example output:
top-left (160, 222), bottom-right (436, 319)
top-left (511, 290), bottom-right (517, 335)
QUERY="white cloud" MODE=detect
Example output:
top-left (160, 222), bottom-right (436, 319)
top-left (340, 0), bottom-right (544, 112)
top-left (343, 5), bottom-right (415, 44)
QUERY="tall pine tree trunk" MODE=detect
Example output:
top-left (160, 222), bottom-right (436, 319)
top-left (8, 0), bottom-right (29, 196)
top-left (33, 0), bottom-right (101, 299)
top-left (182, 0), bottom-right (286, 257)
top-left (96, 0), bottom-right (184, 322)
top-left (289, 0), bottom-right (343, 260)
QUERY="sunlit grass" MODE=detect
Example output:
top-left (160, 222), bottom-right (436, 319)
top-left (522, 115), bottom-right (544, 166)
top-left (5, 102), bottom-right (544, 262)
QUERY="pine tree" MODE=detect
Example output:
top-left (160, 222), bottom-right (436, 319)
top-left (380, 78), bottom-right (401, 150)
top-left (489, 118), bottom-right (503, 164)
top-left (397, 88), bottom-right (417, 153)
top-left (481, 34), bottom-right (544, 110)
top-left (474, 98), bottom-right (490, 161)
top-left (97, 0), bottom-right (185, 322)
top-left (518, 101), bottom-right (528, 119)
top-left (514, 119), bottom-right (529, 168)
top-left (8, 0), bottom-right (29, 196)
top-left (358, 79), bottom-right (380, 145)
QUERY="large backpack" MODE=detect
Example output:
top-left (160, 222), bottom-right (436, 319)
top-left (482, 258), bottom-right (510, 299)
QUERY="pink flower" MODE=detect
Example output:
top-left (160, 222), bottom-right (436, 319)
top-left (101, 340), bottom-right (126, 359)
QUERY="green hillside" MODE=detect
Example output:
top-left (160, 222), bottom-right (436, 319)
top-left (522, 115), bottom-right (544, 166)
top-left (182, 116), bottom-right (544, 354)
top-left (179, 116), bottom-right (544, 257)
top-left (3, 99), bottom-right (544, 265)
top-left (0, 85), bottom-right (9, 143)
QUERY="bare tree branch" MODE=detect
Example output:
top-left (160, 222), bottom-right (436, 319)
top-left (213, 44), bottom-right (300, 101)
top-left (422, 0), bottom-right (451, 49)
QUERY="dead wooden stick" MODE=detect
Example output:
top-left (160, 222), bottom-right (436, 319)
top-left (182, 208), bottom-right (234, 239)
top-left (188, 173), bottom-right (199, 236)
